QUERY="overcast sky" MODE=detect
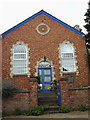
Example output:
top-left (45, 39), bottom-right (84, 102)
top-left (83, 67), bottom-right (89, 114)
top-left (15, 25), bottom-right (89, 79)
top-left (0, 0), bottom-right (89, 35)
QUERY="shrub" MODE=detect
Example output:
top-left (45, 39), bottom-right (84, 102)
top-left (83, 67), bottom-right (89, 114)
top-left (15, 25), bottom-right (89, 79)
top-left (2, 112), bottom-right (9, 117)
top-left (59, 106), bottom-right (71, 113)
top-left (13, 108), bottom-right (22, 115)
top-left (78, 104), bottom-right (87, 111)
top-left (13, 106), bottom-right (47, 116)
top-left (26, 106), bottom-right (45, 116)
top-left (2, 81), bottom-right (19, 98)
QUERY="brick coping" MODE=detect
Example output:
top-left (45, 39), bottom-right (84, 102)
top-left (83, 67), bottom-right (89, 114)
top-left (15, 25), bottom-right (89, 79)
top-left (69, 86), bottom-right (90, 90)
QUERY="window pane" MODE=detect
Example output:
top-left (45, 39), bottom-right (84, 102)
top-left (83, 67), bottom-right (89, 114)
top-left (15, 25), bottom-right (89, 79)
top-left (39, 70), bottom-right (42, 75)
top-left (44, 77), bottom-right (51, 82)
top-left (60, 44), bottom-right (73, 53)
top-left (44, 70), bottom-right (50, 75)
top-left (38, 61), bottom-right (51, 67)
top-left (14, 45), bottom-right (26, 53)
top-left (13, 60), bottom-right (27, 67)
top-left (60, 43), bottom-right (76, 73)
top-left (62, 53), bottom-right (74, 58)
top-left (61, 59), bottom-right (75, 72)
top-left (14, 54), bottom-right (26, 59)
top-left (13, 44), bottom-right (28, 74)
top-left (13, 67), bottom-right (27, 73)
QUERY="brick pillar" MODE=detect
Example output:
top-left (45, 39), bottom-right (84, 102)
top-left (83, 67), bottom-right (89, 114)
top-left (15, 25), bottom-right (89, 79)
top-left (29, 78), bottom-right (38, 107)
top-left (60, 77), bottom-right (70, 107)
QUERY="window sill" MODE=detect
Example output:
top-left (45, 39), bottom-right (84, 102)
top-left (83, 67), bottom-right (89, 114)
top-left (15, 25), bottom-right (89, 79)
top-left (61, 71), bottom-right (76, 74)
top-left (12, 73), bottom-right (28, 76)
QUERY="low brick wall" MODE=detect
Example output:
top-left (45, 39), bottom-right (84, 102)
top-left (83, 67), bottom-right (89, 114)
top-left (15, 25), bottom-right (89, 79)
top-left (2, 92), bottom-right (31, 113)
top-left (60, 79), bottom-right (89, 109)
top-left (69, 88), bottom-right (89, 109)
top-left (2, 78), bottom-right (38, 113)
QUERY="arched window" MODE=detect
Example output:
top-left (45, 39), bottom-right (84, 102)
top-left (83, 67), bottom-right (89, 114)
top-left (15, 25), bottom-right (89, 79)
top-left (38, 61), bottom-right (51, 68)
top-left (60, 43), bottom-right (76, 73)
top-left (13, 44), bottom-right (28, 74)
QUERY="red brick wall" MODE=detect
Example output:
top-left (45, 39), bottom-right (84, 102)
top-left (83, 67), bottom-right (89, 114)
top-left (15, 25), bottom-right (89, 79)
top-left (69, 89), bottom-right (88, 109)
top-left (2, 13), bottom-right (89, 109)
top-left (3, 93), bottom-right (31, 113)
top-left (60, 80), bottom-right (88, 109)
top-left (2, 14), bottom-right (89, 86)
top-left (2, 78), bottom-right (38, 113)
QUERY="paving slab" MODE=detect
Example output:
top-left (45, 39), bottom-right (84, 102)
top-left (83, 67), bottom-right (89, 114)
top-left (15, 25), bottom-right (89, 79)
top-left (2, 111), bottom-right (89, 120)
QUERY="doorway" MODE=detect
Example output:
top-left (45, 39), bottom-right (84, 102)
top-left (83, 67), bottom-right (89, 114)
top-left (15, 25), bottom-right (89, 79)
top-left (38, 60), bottom-right (52, 92)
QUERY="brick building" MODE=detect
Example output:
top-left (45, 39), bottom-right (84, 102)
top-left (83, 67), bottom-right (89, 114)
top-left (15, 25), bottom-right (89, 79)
top-left (2, 10), bottom-right (89, 112)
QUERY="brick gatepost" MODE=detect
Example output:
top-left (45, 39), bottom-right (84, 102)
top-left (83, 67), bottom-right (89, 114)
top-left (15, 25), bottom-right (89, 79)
top-left (60, 77), bottom-right (70, 107)
top-left (29, 78), bottom-right (38, 107)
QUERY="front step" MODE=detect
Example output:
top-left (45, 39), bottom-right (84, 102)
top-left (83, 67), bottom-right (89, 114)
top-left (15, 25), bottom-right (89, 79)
top-left (38, 91), bottom-right (58, 106)
top-left (44, 106), bottom-right (60, 114)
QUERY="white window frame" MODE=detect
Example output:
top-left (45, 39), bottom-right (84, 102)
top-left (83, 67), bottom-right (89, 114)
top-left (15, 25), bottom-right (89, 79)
top-left (60, 43), bottom-right (76, 73)
top-left (13, 45), bottom-right (28, 75)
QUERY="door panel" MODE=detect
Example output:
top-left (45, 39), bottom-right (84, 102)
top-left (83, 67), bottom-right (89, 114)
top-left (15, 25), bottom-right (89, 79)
top-left (44, 76), bottom-right (51, 82)
top-left (38, 67), bottom-right (52, 92)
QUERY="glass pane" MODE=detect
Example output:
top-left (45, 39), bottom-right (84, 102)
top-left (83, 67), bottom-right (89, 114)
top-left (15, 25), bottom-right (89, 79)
top-left (60, 44), bottom-right (74, 53)
top-left (44, 77), bottom-right (51, 82)
top-left (13, 67), bottom-right (27, 74)
top-left (14, 54), bottom-right (26, 59)
top-left (44, 84), bottom-right (50, 89)
top-left (14, 45), bottom-right (26, 53)
top-left (62, 53), bottom-right (74, 58)
top-left (39, 70), bottom-right (42, 75)
top-left (61, 59), bottom-right (76, 72)
top-left (13, 60), bottom-right (27, 67)
top-left (44, 70), bottom-right (50, 75)
top-left (38, 61), bottom-right (51, 67)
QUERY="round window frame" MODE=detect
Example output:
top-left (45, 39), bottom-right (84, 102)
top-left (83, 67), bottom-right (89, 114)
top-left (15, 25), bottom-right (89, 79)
top-left (36, 23), bottom-right (50, 35)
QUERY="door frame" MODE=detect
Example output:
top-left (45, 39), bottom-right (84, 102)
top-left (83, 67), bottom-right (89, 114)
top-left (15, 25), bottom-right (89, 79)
top-left (38, 67), bottom-right (52, 92)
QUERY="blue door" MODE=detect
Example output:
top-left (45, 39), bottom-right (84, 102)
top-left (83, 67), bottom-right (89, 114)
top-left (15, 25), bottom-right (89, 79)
top-left (38, 67), bottom-right (52, 92)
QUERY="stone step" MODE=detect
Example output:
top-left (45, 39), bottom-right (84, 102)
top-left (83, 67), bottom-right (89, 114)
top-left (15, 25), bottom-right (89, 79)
top-left (38, 100), bottom-right (58, 106)
top-left (38, 102), bottom-right (58, 106)
top-left (39, 99), bottom-right (58, 103)
top-left (38, 91), bottom-right (58, 106)
top-left (38, 96), bottom-right (57, 101)
top-left (38, 92), bottom-right (57, 96)
top-left (44, 106), bottom-right (60, 114)
top-left (38, 92), bottom-right (57, 97)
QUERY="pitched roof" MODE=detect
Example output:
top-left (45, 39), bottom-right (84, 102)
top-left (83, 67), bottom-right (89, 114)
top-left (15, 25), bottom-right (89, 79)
top-left (2, 10), bottom-right (84, 36)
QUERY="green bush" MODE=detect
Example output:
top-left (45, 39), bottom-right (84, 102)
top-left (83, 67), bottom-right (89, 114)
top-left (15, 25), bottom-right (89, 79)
top-left (2, 112), bottom-right (9, 117)
top-left (13, 108), bottom-right (22, 115)
top-left (59, 106), bottom-right (71, 113)
top-left (26, 106), bottom-right (45, 116)
top-left (78, 105), bottom-right (87, 111)
top-left (13, 106), bottom-right (47, 116)
top-left (2, 81), bottom-right (19, 98)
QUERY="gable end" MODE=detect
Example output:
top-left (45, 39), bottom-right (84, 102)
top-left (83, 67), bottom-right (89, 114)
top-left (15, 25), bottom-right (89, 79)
top-left (2, 10), bottom-right (84, 36)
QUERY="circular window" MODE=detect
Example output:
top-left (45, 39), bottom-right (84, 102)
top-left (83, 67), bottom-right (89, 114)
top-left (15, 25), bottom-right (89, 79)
top-left (36, 23), bottom-right (50, 35)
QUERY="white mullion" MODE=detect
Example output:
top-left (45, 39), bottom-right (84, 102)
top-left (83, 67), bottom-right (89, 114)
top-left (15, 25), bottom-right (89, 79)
top-left (13, 44), bottom-right (28, 74)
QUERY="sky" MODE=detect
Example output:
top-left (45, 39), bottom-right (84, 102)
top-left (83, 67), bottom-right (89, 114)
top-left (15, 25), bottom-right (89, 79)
top-left (0, 0), bottom-right (89, 35)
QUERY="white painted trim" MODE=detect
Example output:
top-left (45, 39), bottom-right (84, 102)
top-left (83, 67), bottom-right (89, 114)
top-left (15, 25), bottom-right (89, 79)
top-left (10, 41), bottom-right (30, 78)
top-left (36, 23), bottom-right (50, 35)
top-left (58, 40), bottom-right (79, 76)
top-left (35, 57), bottom-right (55, 80)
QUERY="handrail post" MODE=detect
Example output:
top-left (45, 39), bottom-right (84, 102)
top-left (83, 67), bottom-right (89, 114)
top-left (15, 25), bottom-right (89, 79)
top-left (57, 82), bottom-right (62, 106)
